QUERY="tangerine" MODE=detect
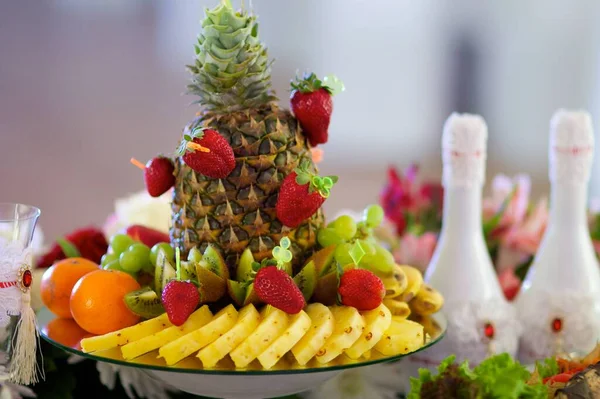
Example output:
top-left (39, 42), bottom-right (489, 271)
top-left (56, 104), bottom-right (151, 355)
top-left (42, 318), bottom-right (88, 349)
top-left (40, 257), bottom-right (100, 318)
top-left (70, 269), bottom-right (141, 334)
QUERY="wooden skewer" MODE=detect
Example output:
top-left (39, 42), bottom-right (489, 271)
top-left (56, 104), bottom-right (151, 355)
top-left (187, 142), bottom-right (211, 153)
top-left (130, 157), bottom-right (146, 170)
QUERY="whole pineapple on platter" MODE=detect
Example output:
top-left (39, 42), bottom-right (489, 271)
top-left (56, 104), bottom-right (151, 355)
top-left (170, 0), bottom-right (326, 272)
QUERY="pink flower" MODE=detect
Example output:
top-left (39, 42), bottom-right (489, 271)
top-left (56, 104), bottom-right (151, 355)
top-left (498, 267), bottom-right (521, 301)
top-left (503, 197), bottom-right (548, 255)
top-left (483, 174), bottom-right (531, 241)
top-left (392, 232), bottom-right (438, 273)
top-left (380, 165), bottom-right (443, 235)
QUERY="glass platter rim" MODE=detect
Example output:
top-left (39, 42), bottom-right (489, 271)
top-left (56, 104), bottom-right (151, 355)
top-left (38, 308), bottom-right (446, 376)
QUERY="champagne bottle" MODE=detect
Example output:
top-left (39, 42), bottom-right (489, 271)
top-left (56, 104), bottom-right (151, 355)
top-left (419, 113), bottom-right (519, 365)
top-left (516, 110), bottom-right (600, 363)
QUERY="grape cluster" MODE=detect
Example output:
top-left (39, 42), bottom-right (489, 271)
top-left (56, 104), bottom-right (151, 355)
top-left (101, 234), bottom-right (174, 278)
top-left (317, 205), bottom-right (395, 274)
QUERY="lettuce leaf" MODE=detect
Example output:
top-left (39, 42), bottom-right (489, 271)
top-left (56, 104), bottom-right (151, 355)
top-left (535, 358), bottom-right (559, 379)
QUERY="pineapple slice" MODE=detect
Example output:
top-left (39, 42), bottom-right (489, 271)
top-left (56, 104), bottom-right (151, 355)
top-left (257, 310), bottom-right (311, 369)
top-left (197, 304), bottom-right (260, 368)
top-left (81, 313), bottom-right (171, 353)
top-left (345, 303), bottom-right (392, 359)
top-left (315, 306), bottom-right (365, 364)
top-left (159, 304), bottom-right (238, 366)
top-left (374, 318), bottom-right (424, 356)
top-left (121, 306), bottom-right (212, 360)
top-left (230, 306), bottom-right (289, 368)
top-left (291, 303), bottom-right (334, 366)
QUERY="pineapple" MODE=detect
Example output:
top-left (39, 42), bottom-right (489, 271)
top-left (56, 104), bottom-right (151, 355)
top-left (345, 304), bottom-right (392, 359)
top-left (257, 310), bottom-right (311, 369)
top-left (315, 306), bottom-right (365, 364)
top-left (374, 318), bottom-right (425, 356)
top-left (291, 303), bottom-right (334, 365)
top-left (197, 304), bottom-right (261, 368)
top-left (171, 0), bottom-right (324, 273)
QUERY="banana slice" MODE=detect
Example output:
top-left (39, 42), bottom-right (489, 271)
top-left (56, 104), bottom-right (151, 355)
top-left (258, 310), bottom-right (311, 369)
top-left (291, 303), bottom-right (334, 366)
top-left (382, 265), bottom-right (408, 298)
top-left (316, 306), bottom-right (365, 364)
top-left (410, 283), bottom-right (444, 315)
top-left (374, 318), bottom-right (424, 356)
top-left (122, 306), bottom-right (212, 360)
top-left (159, 304), bottom-right (237, 366)
top-left (197, 304), bottom-right (260, 368)
top-left (383, 299), bottom-right (411, 319)
top-left (81, 313), bottom-right (171, 353)
top-left (397, 265), bottom-right (423, 302)
top-left (345, 303), bottom-right (392, 359)
top-left (230, 306), bottom-right (289, 368)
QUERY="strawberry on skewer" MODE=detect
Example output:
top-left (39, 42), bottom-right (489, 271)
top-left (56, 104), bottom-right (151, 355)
top-left (176, 127), bottom-right (235, 179)
top-left (130, 157), bottom-right (175, 197)
top-left (161, 247), bottom-right (201, 326)
top-left (290, 73), bottom-right (344, 147)
top-left (276, 160), bottom-right (337, 228)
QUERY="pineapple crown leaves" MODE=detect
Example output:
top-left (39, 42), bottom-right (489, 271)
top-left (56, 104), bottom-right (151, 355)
top-left (294, 159), bottom-right (338, 198)
top-left (290, 72), bottom-right (345, 96)
top-left (186, 0), bottom-right (276, 111)
top-left (175, 127), bottom-right (211, 157)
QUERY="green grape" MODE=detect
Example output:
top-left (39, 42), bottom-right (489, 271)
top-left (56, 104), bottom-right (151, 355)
top-left (109, 234), bottom-right (135, 255)
top-left (103, 260), bottom-right (123, 272)
top-left (317, 228), bottom-right (345, 247)
top-left (334, 243), bottom-right (354, 266)
top-left (150, 243), bottom-right (174, 266)
top-left (120, 244), bottom-right (150, 273)
top-left (357, 239), bottom-right (376, 255)
top-left (364, 204), bottom-right (385, 228)
top-left (100, 252), bottom-right (118, 266)
top-left (360, 244), bottom-right (394, 274)
top-left (331, 215), bottom-right (357, 241)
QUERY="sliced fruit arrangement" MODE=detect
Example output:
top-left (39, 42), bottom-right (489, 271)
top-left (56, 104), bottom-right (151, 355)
top-left (81, 302), bottom-right (424, 369)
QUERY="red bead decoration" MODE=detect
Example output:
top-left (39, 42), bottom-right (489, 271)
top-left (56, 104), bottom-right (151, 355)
top-left (484, 322), bottom-right (495, 339)
top-left (22, 270), bottom-right (32, 288)
top-left (552, 317), bottom-right (563, 333)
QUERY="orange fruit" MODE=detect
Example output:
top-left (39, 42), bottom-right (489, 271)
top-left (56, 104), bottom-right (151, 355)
top-left (42, 318), bottom-right (88, 349)
top-left (40, 257), bottom-right (100, 318)
top-left (70, 269), bottom-right (141, 335)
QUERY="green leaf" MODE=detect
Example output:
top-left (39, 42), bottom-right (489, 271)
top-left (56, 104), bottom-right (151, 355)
top-left (57, 238), bottom-right (81, 258)
top-left (535, 357), bottom-right (559, 379)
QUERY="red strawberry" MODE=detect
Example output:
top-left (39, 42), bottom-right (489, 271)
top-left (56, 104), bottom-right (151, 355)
top-left (338, 269), bottom-right (385, 311)
top-left (37, 227), bottom-right (108, 268)
top-left (290, 73), bottom-right (343, 147)
top-left (161, 280), bottom-right (200, 326)
top-left (130, 157), bottom-right (175, 198)
top-left (177, 128), bottom-right (235, 179)
top-left (276, 162), bottom-right (337, 228)
top-left (254, 266), bottom-right (305, 314)
top-left (124, 225), bottom-right (170, 248)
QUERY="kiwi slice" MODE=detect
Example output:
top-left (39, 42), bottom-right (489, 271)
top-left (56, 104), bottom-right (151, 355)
top-left (236, 248), bottom-right (254, 282)
top-left (243, 283), bottom-right (261, 306)
top-left (180, 261), bottom-right (198, 281)
top-left (124, 287), bottom-right (165, 319)
top-left (187, 247), bottom-right (203, 263)
top-left (312, 264), bottom-right (355, 305)
top-left (306, 245), bottom-right (336, 276)
top-left (293, 260), bottom-right (317, 301)
top-left (227, 279), bottom-right (246, 307)
top-left (201, 245), bottom-right (230, 280)
top-left (154, 249), bottom-right (176, 295)
top-left (196, 263), bottom-right (226, 303)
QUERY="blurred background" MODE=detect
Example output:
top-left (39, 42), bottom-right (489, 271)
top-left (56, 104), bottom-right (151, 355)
top-left (2, 0), bottom-right (600, 240)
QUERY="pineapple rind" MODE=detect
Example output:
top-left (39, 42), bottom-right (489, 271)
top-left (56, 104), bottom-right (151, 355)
top-left (172, 106), bottom-right (324, 272)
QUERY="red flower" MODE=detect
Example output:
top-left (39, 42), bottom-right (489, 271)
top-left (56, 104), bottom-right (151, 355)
top-left (36, 227), bottom-right (108, 268)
